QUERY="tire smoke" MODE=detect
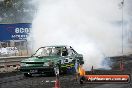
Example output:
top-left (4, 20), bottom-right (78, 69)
top-left (29, 0), bottom-right (131, 70)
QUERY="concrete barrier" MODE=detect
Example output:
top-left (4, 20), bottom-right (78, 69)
top-left (0, 56), bottom-right (30, 73)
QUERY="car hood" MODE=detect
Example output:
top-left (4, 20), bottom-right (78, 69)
top-left (21, 56), bottom-right (61, 63)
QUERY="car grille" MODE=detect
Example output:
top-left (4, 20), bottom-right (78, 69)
top-left (20, 67), bottom-right (54, 73)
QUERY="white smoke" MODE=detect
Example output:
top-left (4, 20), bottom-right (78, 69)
top-left (29, 0), bottom-right (131, 70)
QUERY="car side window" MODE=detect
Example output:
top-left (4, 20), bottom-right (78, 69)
top-left (62, 47), bottom-right (68, 56)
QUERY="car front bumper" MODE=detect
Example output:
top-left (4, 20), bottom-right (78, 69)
top-left (20, 66), bottom-right (54, 74)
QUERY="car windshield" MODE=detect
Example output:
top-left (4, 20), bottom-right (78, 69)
top-left (34, 47), bottom-right (61, 57)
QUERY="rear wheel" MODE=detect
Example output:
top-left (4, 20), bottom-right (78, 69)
top-left (24, 73), bottom-right (32, 77)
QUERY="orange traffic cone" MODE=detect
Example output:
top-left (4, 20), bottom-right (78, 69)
top-left (120, 62), bottom-right (124, 71)
top-left (122, 63), bottom-right (124, 71)
top-left (91, 66), bottom-right (94, 74)
top-left (120, 60), bottom-right (124, 71)
top-left (54, 76), bottom-right (60, 88)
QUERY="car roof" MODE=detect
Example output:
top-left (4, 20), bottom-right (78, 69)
top-left (40, 45), bottom-right (71, 48)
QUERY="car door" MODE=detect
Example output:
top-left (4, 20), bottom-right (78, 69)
top-left (68, 47), bottom-right (84, 65)
top-left (67, 47), bottom-right (77, 63)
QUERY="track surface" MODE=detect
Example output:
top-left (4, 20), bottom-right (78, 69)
top-left (0, 58), bottom-right (132, 88)
top-left (0, 72), bottom-right (131, 88)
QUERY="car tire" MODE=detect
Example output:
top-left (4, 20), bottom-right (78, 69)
top-left (24, 73), bottom-right (32, 77)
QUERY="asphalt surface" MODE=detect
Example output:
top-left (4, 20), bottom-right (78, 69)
top-left (0, 71), bottom-right (131, 88)
top-left (0, 58), bottom-right (132, 88)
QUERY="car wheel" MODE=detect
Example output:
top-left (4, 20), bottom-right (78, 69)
top-left (24, 73), bottom-right (32, 77)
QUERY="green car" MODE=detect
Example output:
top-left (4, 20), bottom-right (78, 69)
top-left (20, 45), bottom-right (84, 77)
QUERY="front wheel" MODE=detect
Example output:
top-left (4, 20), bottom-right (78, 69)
top-left (24, 73), bottom-right (32, 77)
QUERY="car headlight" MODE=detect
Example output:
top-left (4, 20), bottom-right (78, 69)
top-left (43, 62), bottom-right (50, 66)
top-left (20, 63), bottom-right (26, 66)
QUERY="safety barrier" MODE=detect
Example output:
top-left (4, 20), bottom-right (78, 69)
top-left (0, 56), bottom-right (30, 72)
